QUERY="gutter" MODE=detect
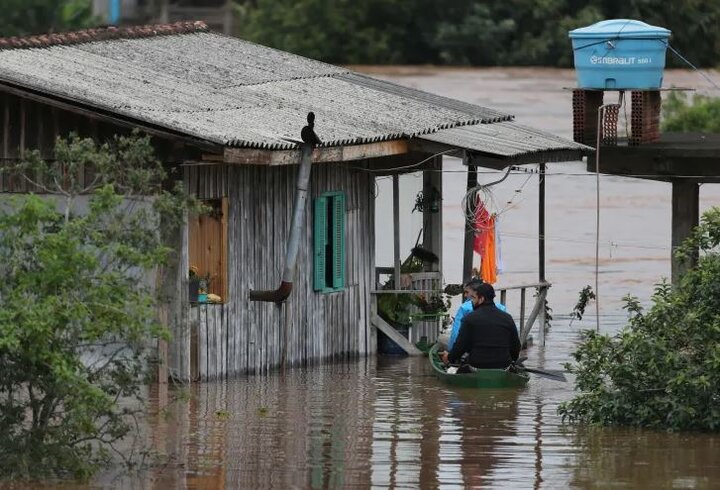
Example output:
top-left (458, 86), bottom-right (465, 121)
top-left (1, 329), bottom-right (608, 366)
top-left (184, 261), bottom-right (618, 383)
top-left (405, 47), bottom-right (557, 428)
top-left (249, 143), bottom-right (313, 303)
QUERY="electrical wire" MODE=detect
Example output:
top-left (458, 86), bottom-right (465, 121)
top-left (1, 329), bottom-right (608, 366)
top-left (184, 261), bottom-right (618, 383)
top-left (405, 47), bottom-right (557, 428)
top-left (461, 165), bottom-right (516, 233)
top-left (497, 170), bottom-right (535, 215)
top-left (349, 149), bottom-right (457, 174)
top-left (667, 44), bottom-right (720, 91)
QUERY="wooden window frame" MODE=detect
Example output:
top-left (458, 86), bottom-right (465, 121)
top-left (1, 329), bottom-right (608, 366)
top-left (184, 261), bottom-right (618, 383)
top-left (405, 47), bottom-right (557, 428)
top-left (188, 197), bottom-right (228, 303)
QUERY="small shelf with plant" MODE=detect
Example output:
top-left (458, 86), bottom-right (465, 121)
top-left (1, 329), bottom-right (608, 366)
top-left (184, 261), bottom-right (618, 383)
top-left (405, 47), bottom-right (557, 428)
top-left (189, 266), bottom-right (222, 304)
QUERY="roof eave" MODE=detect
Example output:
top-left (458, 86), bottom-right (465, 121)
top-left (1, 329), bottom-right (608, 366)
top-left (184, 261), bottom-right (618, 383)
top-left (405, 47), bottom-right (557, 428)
top-left (468, 149), bottom-right (590, 169)
top-left (0, 80), bottom-right (224, 154)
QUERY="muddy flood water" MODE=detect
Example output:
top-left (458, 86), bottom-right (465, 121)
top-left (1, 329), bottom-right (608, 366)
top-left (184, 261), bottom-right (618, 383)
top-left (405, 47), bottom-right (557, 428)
top-left (27, 68), bottom-right (720, 488)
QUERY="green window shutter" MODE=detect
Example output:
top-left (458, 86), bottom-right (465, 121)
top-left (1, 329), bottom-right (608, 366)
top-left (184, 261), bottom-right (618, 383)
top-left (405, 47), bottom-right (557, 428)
top-left (313, 196), bottom-right (328, 291)
top-left (331, 193), bottom-right (345, 290)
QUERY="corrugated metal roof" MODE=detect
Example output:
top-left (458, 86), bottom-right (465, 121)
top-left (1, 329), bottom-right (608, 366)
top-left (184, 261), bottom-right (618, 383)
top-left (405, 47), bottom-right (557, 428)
top-left (418, 121), bottom-right (588, 161)
top-left (0, 25), bottom-right (586, 159)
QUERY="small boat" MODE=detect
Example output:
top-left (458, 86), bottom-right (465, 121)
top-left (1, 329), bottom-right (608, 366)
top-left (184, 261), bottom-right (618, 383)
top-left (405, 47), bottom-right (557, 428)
top-left (428, 344), bottom-right (529, 388)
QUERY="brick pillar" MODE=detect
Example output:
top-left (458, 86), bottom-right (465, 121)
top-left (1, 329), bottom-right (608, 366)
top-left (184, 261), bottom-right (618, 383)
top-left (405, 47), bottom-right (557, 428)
top-left (572, 89), bottom-right (604, 145)
top-left (630, 90), bottom-right (661, 146)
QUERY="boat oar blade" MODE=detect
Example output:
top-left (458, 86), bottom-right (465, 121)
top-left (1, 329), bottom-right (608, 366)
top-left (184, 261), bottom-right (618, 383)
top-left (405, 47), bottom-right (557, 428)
top-left (520, 366), bottom-right (567, 382)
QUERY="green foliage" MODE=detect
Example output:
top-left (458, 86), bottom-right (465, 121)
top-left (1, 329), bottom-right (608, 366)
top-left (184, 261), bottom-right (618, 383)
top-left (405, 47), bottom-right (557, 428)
top-left (570, 285), bottom-right (596, 326)
top-left (0, 0), bottom-right (97, 37)
top-left (0, 133), bottom-right (192, 480)
top-left (236, 0), bottom-right (720, 67)
top-left (663, 92), bottom-right (720, 133)
top-left (559, 208), bottom-right (720, 431)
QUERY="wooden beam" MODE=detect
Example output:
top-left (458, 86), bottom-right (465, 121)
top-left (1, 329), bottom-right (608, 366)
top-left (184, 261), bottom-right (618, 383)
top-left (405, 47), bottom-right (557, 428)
top-left (224, 139), bottom-right (409, 166)
top-left (202, 153), bottom-right (224, 162)
top-left (371, 314), bottom-right (423, 356)
top-left (594, 133), bottom-right (720, 182)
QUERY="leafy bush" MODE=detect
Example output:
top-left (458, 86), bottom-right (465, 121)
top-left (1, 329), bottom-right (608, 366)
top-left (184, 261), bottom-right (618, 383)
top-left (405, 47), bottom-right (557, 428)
top-left (0, 134), bottom-right (191, 479)
top-left (559, 208), bottom-right (720, 431)
top-left (663, 92), bottom-right (720, 133)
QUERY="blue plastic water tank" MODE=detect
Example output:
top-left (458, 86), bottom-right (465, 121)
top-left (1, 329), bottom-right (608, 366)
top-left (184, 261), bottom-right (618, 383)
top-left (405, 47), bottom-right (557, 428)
top-left (569, 19), bottom-right (671, 89)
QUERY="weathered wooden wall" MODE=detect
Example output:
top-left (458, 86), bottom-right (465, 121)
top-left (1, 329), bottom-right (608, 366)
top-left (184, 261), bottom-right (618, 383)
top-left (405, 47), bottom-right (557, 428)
top-left (182, 162), bottom-right (376, 379)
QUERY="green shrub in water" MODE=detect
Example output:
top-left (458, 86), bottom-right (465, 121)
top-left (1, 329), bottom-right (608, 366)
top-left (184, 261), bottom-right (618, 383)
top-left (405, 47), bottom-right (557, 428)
top-left (0, 133), bottom-right (194, 480)
top-left (663, 92), bottom-right (720, 133)
top-left (559, 208), bottom-right (720, 431)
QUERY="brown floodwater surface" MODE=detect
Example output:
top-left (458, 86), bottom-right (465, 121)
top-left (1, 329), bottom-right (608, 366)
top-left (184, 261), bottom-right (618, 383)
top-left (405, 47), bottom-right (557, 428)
top-left (137, 336), bottom-right (718, 489)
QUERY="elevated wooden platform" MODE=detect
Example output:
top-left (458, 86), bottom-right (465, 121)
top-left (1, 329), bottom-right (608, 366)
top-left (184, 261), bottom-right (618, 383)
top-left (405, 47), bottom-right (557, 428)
top-left (591, 132), bottom-right (720, 183)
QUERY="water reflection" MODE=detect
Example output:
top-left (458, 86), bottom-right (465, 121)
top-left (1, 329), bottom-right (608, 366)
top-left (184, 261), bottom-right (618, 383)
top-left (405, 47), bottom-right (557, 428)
top-left (569, 427), bottom-right (720, 489)
top-left (20, 349), bottom-right (720, 489)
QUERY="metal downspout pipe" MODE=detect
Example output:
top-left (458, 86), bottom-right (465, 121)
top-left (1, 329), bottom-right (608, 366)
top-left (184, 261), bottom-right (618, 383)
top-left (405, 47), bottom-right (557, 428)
top-left (249, 143), bottom-right (313, 303)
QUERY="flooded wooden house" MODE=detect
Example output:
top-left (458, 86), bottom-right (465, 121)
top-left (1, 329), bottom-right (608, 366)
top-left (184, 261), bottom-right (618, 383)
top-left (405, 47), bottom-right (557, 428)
top-left (0, 22), bottom-right (586, 381)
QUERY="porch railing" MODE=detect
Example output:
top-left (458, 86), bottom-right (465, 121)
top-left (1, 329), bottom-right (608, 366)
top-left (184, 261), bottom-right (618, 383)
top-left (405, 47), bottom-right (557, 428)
top-left (496, 282), bottom-right (551, 347)
top-left (372, 268), bottom-right (444, 355)
top-left (371, 267), bottom-right (550, 355)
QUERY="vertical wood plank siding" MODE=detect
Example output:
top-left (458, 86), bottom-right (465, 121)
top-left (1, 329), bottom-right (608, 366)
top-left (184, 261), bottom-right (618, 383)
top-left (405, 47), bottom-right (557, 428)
top-left (181, 162), bottom-right (375, 379)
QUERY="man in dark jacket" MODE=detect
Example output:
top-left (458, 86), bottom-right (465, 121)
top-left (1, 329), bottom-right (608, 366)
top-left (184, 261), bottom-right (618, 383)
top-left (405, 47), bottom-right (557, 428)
top-left (441, 282), bottom-right (521, 369)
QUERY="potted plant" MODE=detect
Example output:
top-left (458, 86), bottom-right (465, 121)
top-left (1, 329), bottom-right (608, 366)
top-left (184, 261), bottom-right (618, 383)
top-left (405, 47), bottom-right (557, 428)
top-left (189, 267), bottom-right (211, 304)
top-left (189, 266), bottom-right (200, 303)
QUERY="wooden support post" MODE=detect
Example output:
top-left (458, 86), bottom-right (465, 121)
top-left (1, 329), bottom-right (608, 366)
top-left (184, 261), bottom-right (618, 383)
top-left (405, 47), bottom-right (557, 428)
top-left (671, 180), bottom-right (699, 284)
top-left (539, 163), bottom-right (546, 283)
top-left (369, 294), bottom-right (378, 355)
top-left (157, 307), bottom-right (168, 385)
top-left (2, 100), bottom-right (8, 191)
top-left (159, 0), bottom-right (169, 22)
top-left (393, 174), bottom-right (401, 288)
top-left (520, 286), bottom-right (548, 347)
top-left (223, 0), bottom-right (234, 35)
top-left (422, 156), bottom-right (443, 273)
top-left (538, 294), bottom-right (546, 347)
top-left (462, 155), bottom-right (477, 283)
top-left (19, 99), bottom-right (25, 159)
top-left (519, 288), bottom-right (526, 334)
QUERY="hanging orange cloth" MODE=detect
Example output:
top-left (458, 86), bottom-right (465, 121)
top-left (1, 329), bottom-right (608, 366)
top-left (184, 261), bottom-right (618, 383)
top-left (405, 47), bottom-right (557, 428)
top-left (472, 200), bottom-right (490, 256)
top-left (480, 215), bottom-right (497, 284)
top-left (472, 200), bottom-right (497, 284)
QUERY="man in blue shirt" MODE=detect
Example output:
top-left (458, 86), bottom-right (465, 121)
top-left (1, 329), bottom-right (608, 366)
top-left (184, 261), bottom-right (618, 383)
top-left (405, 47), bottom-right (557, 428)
top-left (447, 279), bottom-right (507, 351)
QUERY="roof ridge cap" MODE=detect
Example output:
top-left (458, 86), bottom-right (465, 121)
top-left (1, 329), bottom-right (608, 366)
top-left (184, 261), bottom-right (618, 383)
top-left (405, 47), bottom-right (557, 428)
top-left (0, 21), bottom-right (209, 51)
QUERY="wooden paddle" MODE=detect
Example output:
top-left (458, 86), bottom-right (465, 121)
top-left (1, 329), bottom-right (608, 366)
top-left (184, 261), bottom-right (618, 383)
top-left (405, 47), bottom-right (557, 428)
top-left (516, 364), bottom-right (567, 382)
top-left (514, 356), bottom-right (567, 381)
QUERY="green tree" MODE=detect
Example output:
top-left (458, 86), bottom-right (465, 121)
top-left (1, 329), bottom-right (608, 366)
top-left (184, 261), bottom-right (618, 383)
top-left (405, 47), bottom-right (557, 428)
top-left (236, 0), bottom-right (720, 67)
top-left (663, 92), bottom-right (720, 133)
top-left (559, 208), bottom-right (720, 431)
top-left (0, 0), bottom-right (96, 38)
top-left (0, 134), bottom-right (191, 479)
